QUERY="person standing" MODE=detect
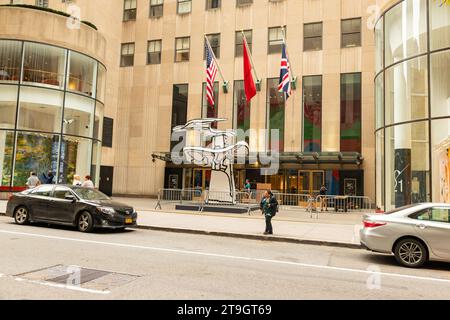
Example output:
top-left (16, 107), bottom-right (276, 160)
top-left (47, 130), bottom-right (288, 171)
top-left (26, 172), bottom-right (40, 189)
top-left (81, 175), bottom-right (94, 189)
top-left (42, 171), bottom-right (55, 184)
top-left (260, 190), bottom-right (278, 235)
top-left (244, 179), bottom-right (251, 198)
top-left (319, 184), bottom-right (328, 211)
top-left (72, 174), bottom-right (82, 186)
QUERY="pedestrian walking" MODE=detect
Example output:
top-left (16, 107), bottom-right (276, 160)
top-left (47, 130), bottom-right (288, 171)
top-left (42, 171), bottom-right (55, 184)
top-left (244, 179), bottom-right (251, 198)
top-left (319, 184), bottom-right (328, 211)
top-left (72, 174), bottom-right (82, 186)
top-left (81, 175), bottom-right (94, 189)
top-left (260, 190), bottom-right (278, 235)
top-left (26, 172), bottom-right (40, 189)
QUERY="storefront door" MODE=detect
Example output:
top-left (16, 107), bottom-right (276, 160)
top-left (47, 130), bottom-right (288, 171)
top-left (192, 169), bottom-right (211, 190)
top-left (298, 170), bottom-right (324, 195)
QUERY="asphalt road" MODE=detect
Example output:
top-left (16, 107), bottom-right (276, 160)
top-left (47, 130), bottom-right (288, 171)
top-left (1, 216), bottom-right (450, 300)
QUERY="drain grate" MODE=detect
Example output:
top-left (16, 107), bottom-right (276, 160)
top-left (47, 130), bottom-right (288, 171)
top-left (16, 265), bottom-right (139, 292)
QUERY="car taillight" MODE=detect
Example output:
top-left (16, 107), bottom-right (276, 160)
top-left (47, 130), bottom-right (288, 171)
top-left (363, 220), bottom-right (387, 228)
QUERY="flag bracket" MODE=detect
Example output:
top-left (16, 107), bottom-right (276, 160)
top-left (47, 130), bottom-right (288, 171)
top-left (291, 76), bottom-right (298, 90)
top-left (255, 79), bottom-right (262, 92)
top-left (222, 81), bottom-right (229, 93)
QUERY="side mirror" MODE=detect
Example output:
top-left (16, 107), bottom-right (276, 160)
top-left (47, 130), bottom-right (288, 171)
top-left (65, 194), bottom-right (76, 202)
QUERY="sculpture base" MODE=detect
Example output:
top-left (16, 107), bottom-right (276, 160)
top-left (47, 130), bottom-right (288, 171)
top-left (175, 204), bottom-right (260, 214)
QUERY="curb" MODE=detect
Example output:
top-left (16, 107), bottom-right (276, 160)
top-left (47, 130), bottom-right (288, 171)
top-left (132, 225), bottom-right (362, 250)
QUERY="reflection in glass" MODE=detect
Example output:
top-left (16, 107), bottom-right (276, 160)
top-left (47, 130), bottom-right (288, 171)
top-left (430, 1), bottom-right (450, 50)
top-left (0, 130), bottom-right (14, 186)
top-left (0, 40), bottom-right (22, 83)
top-left (430, 50), bottom-right (450, 117)
top-left (63, 93), bottom-right (94, 138)
top-left (375, 74), bottom-right (384, 130)
top-left (59, 136), bottom-right (92, 185)
top-left (385, 56), bottom-right (428, 125)
top-left (267, 78), bottom-right (285, 152)
top-left (0, 85), bottom-right (18, 129)
top-left (340, 73), bottom-right (361, 153)
top-left (385, 0), bottom-right (427, 65)
top-left (22, 42), bottom-right (66, 89)
top-left (233, 80), bottom-right (251, 142)
top-left (68, 51), bottom-right (97, 97)
top-left (97, 64), bottom-right (106, 102)
top-left (201, 82), bottom-right (219, 129)
top-left (431, 119), bottom-right (450, 203)
top-left (385, 121), bottom-right (429, 209)
top-left (303, 76), bottom-right (322, 152)
top-left (18, 86), bottom-right (63, 133)
top-left (376, 130), bottom-right (385, 211)
top-left (13, 132), bottom-right (60, 187)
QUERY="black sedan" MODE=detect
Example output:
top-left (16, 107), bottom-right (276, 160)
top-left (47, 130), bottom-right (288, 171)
top-left (6, 185), bottom-right (138, 232)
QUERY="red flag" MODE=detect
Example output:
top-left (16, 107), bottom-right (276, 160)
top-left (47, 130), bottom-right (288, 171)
top-left (243, 37), bottom-right (256, 102)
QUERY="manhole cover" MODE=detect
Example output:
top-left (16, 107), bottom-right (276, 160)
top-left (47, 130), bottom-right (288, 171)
top-left (15, 265), bottom-right (139, 292)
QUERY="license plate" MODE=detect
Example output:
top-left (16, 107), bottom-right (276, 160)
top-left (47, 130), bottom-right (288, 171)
top-left (125, 218), bottom-right (133, 224)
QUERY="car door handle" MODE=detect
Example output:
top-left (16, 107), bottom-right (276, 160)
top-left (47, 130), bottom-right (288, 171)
top-left (416, 224), bottom-right (427, 230)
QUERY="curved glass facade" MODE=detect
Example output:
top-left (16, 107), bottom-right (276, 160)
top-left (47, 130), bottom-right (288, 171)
top-left (0, 40), bottom-right (105, 188)
top-left (375, 0), bottom-right (450, 210)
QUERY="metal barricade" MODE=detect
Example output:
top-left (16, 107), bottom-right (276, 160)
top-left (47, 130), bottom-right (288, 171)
top-left (155, 188), bottom-right (204, 210)
top-left (315, 195), bottom-right (373, 213)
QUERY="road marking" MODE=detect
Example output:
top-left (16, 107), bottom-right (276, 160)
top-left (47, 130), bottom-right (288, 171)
top-left (1, 228), bottom-right (450, 285)
top-left (14, 277), bottom-right (110, 295)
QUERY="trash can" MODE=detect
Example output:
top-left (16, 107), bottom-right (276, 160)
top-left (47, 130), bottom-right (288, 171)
top-left (334, 196), bottom-right (348, 212)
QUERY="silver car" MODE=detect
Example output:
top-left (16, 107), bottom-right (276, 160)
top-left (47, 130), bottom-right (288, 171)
top-left (360, 203), bottom-right (450, 268)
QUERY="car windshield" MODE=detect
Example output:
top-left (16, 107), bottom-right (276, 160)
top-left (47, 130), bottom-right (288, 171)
top-left (73, 188), bottom-right (110, 201)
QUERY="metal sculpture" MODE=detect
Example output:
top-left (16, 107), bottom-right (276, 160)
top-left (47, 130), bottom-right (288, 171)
top-left (173, 118), bottom-right (249, 204)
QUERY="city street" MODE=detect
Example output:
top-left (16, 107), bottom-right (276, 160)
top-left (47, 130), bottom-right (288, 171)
top-left (1, 216), bottom-right (450, 300)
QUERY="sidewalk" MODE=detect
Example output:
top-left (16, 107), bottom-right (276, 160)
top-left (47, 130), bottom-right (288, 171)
top-left (0, 197), bottom-right (370, 249)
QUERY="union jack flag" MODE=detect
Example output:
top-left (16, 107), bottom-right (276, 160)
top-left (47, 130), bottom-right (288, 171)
top-left (278, 43), bottom-right (292, 100)
top-left (205, 41), bottom-right (218, 106)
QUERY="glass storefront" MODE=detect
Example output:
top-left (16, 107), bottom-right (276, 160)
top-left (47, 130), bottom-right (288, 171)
top-left (375, 0), bottom-right (450, 210)
top-left (0, 39), bottom-right (106, 188)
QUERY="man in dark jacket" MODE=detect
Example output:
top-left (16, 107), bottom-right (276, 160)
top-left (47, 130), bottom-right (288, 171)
top-left (42, 171), bottom-right (55, 184)
top-left (260, 190), bottom-right (278, 235)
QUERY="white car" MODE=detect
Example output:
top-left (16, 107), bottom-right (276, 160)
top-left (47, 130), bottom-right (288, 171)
top-left (360, 203), bottom-right (450, 268)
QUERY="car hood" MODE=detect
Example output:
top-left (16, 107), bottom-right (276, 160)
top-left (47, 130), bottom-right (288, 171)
top-left (84, 200), bottom-right (134, 210)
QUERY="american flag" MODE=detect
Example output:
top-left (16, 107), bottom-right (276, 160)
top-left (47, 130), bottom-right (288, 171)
top-left (205, 41), bottom-right (218, 106)
top-left (278, 43), bottom-right (292, 100)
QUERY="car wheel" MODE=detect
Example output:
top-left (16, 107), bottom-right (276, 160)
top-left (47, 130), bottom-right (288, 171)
top-left (77, 211), bottom-right (94, 233)
top-left (394, 238), bottom-right (428, 268)
top-left (14, 206), bottom-right (29, 225)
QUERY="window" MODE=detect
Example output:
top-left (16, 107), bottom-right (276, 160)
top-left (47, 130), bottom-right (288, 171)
top-left (341, 18), bottom-right (361, 48)
top-left (0, 40), bottom-right (23, 83)
top-left (175, 37), bottom-right (190, 62)
top-left (177, 0), bottom-right (192, 14)
top-left (206, 0), bottom-right (221, 10)
top-left (171, 84), bottom-right (188, 151)
top-left (235, 30), bottom-right (252, 57)
top-left (267, 78), bottom-right (285, 152)
top-left (204, 34), bottom-right (221, 59)
top-left (35, 0), bottom-right (48, 7)
top-left (412, 208), bottom-right (450, 223)
top-left (102, 117), bottom-right (113, 148)
top-left (123, 0), bottom-right (137, 21)
top-left (31, 185), bottom-right (54, 197)
top-left (68, 51), bottom-right (97, 97)
top-left (120, 43), bottom-right (135, 67)
top-left (202, 82), bottom-right (219, 127)
top-left (53, 187), bottom-right (74, 200)
top-left (268, 27), bottom-right (284, 54)
top-left (304, 22), bottom-right (322, 51)
top-left (303, 75), bottom-right (322, 152)
top-left (150, 0), bottom-right (163, 18)
top-left (233, 80), bottom-right (251, 142)
top-left (340, 73), bottom-right (361, 153)
top-left (237, 0), bottom-right (253, 6)
top-left (148, 40), bottom-right (162, 64)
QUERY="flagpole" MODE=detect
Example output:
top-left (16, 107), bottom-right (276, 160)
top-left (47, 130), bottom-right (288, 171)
top-left (241, 30), bottom-right (260, 84)
top-left (280, 26), bottom-right (295, 81)
top-left (204, 35), bottom-right (227, 84)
